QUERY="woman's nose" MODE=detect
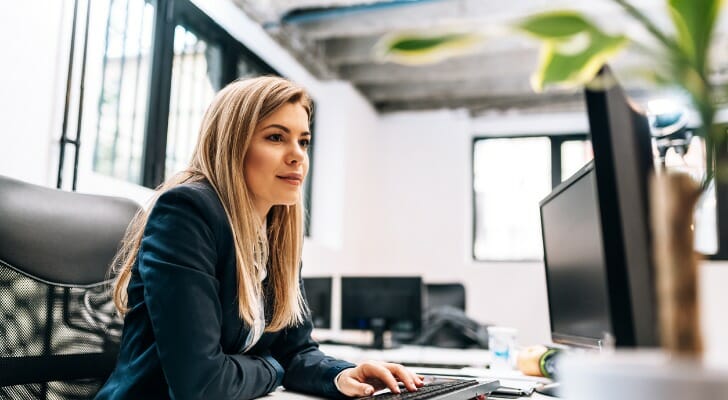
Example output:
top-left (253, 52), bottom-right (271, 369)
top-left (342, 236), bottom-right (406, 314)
top-left (287, 143), bottom-right (305, 164)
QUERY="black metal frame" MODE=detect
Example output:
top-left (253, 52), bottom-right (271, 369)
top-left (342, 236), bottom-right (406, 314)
top-left (142, 0), bottom-right (176, 188)
top-left (708, 127), bottom-right (728, 260)
top-left (713, 181), bottom-right (728, 260)
top-left (57, 0), bottom-right (92, 191)
top-left (0, 353), bottom-right (118, 387)
top-left (470, 133), bottom-right (589, 262)
top-left (59, 0), bottom-right (284, 189)
top-left (142, 0), bottom-right (279, 189)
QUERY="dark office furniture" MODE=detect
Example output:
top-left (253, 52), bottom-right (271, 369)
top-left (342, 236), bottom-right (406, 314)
top-left (0, 175), bottom-right (140, 399)
top-left (341, 277), bottom-right (423, 349)
top-left (425, 283), bottom-right (466, 312)
top-left (415, 283), bottom-right (487, 349)
top-left (302, 277), bottom-right (332, 329)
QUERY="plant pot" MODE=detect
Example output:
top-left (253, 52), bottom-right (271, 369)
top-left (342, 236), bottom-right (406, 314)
top-left (650, 171), bottom-right (703, 354)
top-left (558, 350), bottom-right (728, 400)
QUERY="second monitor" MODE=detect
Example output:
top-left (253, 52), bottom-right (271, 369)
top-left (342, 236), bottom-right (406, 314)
top-left (341, 276), bottom-right (423, 349)
top-left (302, 277), bottom-right (332, 329)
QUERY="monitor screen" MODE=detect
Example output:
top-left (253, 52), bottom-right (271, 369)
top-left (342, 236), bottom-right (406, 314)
top-left (585, 66), bottom-right (658, 347)
top-left (341, 277), bottom-right (423, 347)
top-left (302, 277), bottom-right (332, 329)
top-left (539, 66), bottom-right (658, 349)
top-left (540, 162), bottom-right (613, 348)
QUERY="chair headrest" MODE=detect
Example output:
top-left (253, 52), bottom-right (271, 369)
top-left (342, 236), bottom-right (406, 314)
top-left (0, 175), bottom-right (142, 286)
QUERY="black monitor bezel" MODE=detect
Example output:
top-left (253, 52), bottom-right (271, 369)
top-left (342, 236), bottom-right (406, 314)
top-left (540, 65), bottom-right (659, 349)
top-left (539, 161), bottom-right (607, 349)
top-left (585, 66), bottom-right (658, 348)
top-left (340, 276), bottom-right (423, 334)
top-left (302, 276), bottom-right (333, 329)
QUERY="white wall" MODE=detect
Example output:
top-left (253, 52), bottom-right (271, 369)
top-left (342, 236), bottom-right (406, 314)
top-left (701, 261), bottom-right (728, 364)
top-left (358, 110), bottom-right (564, 345)
top-left (2, 0), bottom-right (728, 354)
top-left (0, 1), bottom-right (71, 186)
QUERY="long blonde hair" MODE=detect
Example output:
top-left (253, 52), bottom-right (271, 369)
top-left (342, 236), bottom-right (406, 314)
top-left (111, 76), bottom-right (311, 331)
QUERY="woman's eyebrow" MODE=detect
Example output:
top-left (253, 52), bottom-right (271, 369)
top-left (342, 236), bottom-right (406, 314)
top-left (261, 123), bottom-right (290, 132)
top-left (262, 123), bottom-right (311, 137)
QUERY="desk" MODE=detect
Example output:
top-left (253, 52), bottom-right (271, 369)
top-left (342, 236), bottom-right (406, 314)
top-left (269, 386), bottom-right (553, 400)
top-left (310, 344), bottom-right (554, 400)
top-left (319, 344), bottom-right (491, 369)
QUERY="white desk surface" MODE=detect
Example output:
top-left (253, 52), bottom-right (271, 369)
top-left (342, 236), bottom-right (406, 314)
top-left (300, 344), bottom-right (556, 400)
top-left (269, 387), bottom-right (553, 400)
top-left (318, 344), bottom-right (492, 369)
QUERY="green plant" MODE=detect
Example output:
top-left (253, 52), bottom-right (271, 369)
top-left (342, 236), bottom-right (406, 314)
top-left (517, 0), bottom-right (724, 187)
top-left (378, 0), bottom-right (725, 186)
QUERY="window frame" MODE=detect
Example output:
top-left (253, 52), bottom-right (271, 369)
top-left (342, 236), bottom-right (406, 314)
top-left (142, 0), bottom-right (278, 189)
top-left (142, 0), bottom-right (314, 235)
top-left (471, 132), bottom-right (589, 262)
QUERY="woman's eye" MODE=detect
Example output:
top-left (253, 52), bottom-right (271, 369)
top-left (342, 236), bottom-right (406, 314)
top-left (267, 133), bottom-right (284, 142)
top-left (299, 139), bottom-right (311, 148)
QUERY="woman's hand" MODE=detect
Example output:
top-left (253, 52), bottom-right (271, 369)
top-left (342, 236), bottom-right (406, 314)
top-left (336, 361), bottom-right (425, 397)
top-left (516, 345), bottom-right (548, 376)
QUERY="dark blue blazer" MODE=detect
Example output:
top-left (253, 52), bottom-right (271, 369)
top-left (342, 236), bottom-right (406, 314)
top-left (96, 181), bottom-right (354, 400)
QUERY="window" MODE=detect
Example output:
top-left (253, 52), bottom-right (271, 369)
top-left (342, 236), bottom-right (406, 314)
top-left (89, 0), bottom-right (155, 184)
top-left (472, 134), bottom-right (591, 261)
top-left (164, 26), bottom-right (220, 178)
top-left (78, 0), bottom-right (278, 187)
top-left (71, 0), bottom-right (314, 234)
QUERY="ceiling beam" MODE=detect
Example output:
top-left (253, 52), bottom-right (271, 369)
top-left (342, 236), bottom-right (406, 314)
top-left (373, 92), bottom-right (587, 113)
top-left (277, 0), bottom-right (670, 41)
top-left (358, 77), bottom-right (551, 103)
top-left (321, 34), bottom-right (534, 66)
top-left (337, 51), bottom-right (538, 84)
top-left (285, 0), bottom-right (553, 40)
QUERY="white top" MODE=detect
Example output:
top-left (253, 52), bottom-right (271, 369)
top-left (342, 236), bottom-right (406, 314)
top-left (242, 262), bottom-right (268, 353)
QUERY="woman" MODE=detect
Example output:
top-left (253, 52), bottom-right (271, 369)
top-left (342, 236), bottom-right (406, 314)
top-left (96, 76), bottom-right (423, 399)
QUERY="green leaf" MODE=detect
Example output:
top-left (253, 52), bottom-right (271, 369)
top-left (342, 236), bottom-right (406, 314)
top-left (668, 0), bottom-right (724, 72)
top-left (388, 34), bottom-right (469, 52)
top-left (376, 32), bottom-right (483, 65)
top-left (527, 22), bottom-right (629, 91)
top-left (518, 11), bottom-right (592, 39)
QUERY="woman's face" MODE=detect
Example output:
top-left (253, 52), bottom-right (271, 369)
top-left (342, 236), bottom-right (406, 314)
top-left (244, 101), bottom-right (310, 219)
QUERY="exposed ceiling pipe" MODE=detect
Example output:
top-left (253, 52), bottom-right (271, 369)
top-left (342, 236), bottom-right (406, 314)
top-left (266, 0), bottom-right (448, 28)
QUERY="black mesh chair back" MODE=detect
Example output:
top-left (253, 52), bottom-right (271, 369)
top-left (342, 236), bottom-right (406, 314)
top-left (425, 283), bottom-right (466, 311)
top-left (415, 283), bottom-right (489, 348)
top-left (0, 175), bottom-right (141, 399)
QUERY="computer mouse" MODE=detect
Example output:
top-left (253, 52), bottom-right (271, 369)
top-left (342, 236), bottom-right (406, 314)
top-left (534, 382), bottom-right (561, 397)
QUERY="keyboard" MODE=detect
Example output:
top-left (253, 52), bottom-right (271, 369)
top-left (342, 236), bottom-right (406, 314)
top-left (357, 379), bottom-right (500, 400)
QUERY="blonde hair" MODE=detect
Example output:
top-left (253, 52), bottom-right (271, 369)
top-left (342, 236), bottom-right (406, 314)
top-left (111, 76), bottom-right (311, 331)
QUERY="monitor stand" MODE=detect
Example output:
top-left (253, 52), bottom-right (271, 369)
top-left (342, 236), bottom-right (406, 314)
top-left (318, 319), bottom-right (402, 349)
top-left (360, 318), bottom-right (400, 350)
top-left (371, 318), bottom-right (386, 349)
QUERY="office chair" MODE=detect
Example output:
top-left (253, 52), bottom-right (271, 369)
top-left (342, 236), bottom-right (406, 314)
top-left (0, 175), bottom-right (140, 399)
top-left (425, 283), bottom-right (466, 311)
top-left (415, 283), bottom-right (489, 349)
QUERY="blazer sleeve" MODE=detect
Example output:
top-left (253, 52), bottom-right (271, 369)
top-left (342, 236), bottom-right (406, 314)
top-left (271, 277), bottom-right (356, 399)
top-left (137, 187), bottom-right (278, 400)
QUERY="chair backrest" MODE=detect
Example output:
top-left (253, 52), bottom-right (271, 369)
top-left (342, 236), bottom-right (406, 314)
top-left (0, 175), bottom-right (141, 399)
top-left (425, 283), bottom-right (466, 312)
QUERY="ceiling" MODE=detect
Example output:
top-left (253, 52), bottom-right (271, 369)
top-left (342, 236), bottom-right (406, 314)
top-left (232, 0), bottom-right (728, 115)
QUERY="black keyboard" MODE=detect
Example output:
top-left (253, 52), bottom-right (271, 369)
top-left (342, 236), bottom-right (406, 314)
top-left (358, 379), bottom-right (500, 400)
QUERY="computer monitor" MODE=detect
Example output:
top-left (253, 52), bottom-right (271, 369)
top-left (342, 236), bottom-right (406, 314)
top-left (341, 276), bottom-right (423, 349)
top-left (302, 277), bottom-right (332, 329)
top-left (539, 65), bottom-right (658, 349)
top-left (540, 162), bottom-right (613, 348)
top-left (586, 66), bottom-right (657, 347)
